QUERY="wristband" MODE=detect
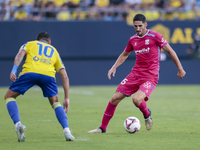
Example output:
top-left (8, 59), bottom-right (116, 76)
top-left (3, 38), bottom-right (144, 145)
top-left (11, 65), bottom-right (18, 75)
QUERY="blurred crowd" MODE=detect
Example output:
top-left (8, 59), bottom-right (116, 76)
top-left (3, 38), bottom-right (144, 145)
top-left (0, 0), bottom-right (200, 21)
top-left (187, 32), bottom-right (200, 59)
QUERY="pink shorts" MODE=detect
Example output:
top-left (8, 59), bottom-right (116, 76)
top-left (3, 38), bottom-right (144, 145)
top-left (116, 73), bottom-right (158, 101)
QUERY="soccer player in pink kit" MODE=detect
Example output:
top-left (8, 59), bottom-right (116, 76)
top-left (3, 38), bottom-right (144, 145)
top-left (88, 14), bottom-right (186, 133)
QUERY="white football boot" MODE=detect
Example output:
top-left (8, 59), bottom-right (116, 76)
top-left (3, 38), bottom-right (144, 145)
top-left (15, 123), bottom-right (26, 142)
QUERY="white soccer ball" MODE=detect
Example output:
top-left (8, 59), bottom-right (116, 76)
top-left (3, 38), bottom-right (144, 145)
top-left (124, 116), bottom-right (141, 133)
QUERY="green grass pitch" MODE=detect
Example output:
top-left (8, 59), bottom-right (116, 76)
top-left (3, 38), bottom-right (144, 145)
top-left (0, 85), bottom-right (199, 150)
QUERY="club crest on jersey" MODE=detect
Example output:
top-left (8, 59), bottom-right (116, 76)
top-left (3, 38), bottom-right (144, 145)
top-left (143, 81), bottom-right (151, 89)
top-left (134, 42), bottom-right (137, 46)
top-left (145, 39), bottom-right (149, 45)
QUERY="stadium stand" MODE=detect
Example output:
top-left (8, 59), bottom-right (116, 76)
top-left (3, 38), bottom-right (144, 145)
top-left (0, 0), bottom-right (200, 21)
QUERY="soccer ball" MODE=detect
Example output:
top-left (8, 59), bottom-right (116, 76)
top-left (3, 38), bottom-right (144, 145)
top-left (124, 116), bottom-right (141, 133)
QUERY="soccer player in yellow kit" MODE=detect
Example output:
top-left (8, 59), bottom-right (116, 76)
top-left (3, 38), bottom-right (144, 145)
top-left (4, 32), bottom-right (75, 142)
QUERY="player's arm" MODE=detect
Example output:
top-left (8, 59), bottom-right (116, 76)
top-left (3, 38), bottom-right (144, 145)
top-left (162, 44), bottom-right (186, 79)
top-left (108, 50), bottom-right (131, 80)
top-left (10, 49), bottom-right (26, 82)
top-left (58, 68), bottom-right (70, 113)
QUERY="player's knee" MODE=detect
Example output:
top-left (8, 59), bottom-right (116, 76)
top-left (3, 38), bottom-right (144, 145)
top-left (110, 93), bottom-right (125, 104)
top-left (52, 97), bottom-right (59, 104)
top-left (132, 97), bottom-right (140, 106)
top-left (4, 93), bottom-right (11, 100)
top-left (110, 96), bottom-right (120, 105)
top-left (48, 95), bottom-right (59, 105)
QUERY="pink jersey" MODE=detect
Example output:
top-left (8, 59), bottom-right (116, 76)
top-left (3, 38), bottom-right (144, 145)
top-left (125, 30), bottom-right (168, 80)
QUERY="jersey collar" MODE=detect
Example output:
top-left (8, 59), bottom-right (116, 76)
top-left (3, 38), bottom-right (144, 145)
top-left (138, 29), bottom-right (149, 38)
top-left (39, 40), bottom-right (47, 43)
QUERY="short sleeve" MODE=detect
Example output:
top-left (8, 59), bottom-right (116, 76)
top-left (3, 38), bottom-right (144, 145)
top-left (54, 53), bottom-right (65, 72)
top-left (19, 42), bottom-right (28, 52)
top-left (155, 32), bottom-right (168, 48)
top-left (125, 39), bottom-right (134, 53)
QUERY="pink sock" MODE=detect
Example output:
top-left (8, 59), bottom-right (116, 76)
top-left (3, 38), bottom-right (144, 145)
top-left (136, 100), bottom-right (150, 118)
top-left (100, 101), bottom-right (117, 131)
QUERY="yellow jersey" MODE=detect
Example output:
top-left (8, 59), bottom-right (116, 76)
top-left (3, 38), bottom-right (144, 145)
top-left (19, 40), bottom-right (65, 77)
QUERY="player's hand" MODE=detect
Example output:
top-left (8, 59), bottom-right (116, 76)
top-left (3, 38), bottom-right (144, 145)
top-left (10, 72), bottom-right (16, 82)
top-left (63, 98), bottom-right (70, 113)
top-left (177, 69), bottom-right (186, 79)
top-left (108, 67), bottom-right (116, 80)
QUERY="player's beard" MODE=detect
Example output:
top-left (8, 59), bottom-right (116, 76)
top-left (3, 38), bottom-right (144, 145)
top-left (137, 28), bottom-right (147, 37)
top-left (136, 31), bottom-right (143, 37)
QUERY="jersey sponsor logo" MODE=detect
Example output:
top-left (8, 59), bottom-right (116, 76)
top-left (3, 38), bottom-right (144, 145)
top-left (135, 47), bottom-right (150, 55)
top-left (134, 42), bottom-right (137, 46)
top-left (40, 58), bottom-right (51, 65)
top-left (143, 81), bottom-right (151, 89)
top-left (33, 56), bottom-right (39, 61)
top-left (33, 56), bottom-right (51, 65)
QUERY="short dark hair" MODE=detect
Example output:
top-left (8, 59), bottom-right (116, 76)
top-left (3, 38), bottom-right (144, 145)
top-left (36, 32), bottom-right (51, 41)
top-left (133, 14), bottom-right (146, 23)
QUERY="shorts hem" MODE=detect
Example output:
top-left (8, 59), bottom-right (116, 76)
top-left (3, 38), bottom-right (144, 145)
top-left (139, 89), bottom-right (149, 101)
top-left (116, 91), bottom-right (131, 97)
top-left (44, 93), bottom-right (58, 98)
